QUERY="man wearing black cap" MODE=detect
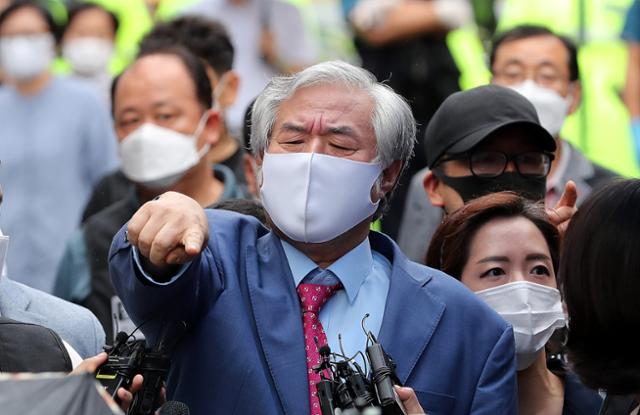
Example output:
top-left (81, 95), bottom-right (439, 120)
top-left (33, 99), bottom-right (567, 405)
top-left (398, 84), bottom-right (577, 262)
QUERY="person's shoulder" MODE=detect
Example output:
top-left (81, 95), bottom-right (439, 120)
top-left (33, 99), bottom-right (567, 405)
top-left (561, 369), bottom-right (604, 414)
top-left (205, 208), bottom-right (269, 242)
top-left (3, 279), bottom-right (96, 323)
top-left (0, 278), bottom-right (104, 356)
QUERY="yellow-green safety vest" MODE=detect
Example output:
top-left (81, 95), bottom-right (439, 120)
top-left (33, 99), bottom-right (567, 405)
top-left (498, 0), bottom-right (639, 177)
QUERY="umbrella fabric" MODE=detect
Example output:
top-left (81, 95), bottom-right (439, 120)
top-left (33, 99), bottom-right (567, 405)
top-left (0, 372), bottom-right (123, 415)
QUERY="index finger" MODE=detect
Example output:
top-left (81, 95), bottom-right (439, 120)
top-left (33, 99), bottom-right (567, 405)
top-left (555, 180), bottom-right (578, 210)
top-left (182, 224), bottom-right (206, 256)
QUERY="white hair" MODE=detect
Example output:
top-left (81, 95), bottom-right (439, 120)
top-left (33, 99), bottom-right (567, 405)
top-left (250, 61), bottom-right (416, 168)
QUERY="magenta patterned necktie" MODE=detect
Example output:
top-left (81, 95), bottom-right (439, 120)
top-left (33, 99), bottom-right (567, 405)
top-left (296, 282), bottom-right (342, 415)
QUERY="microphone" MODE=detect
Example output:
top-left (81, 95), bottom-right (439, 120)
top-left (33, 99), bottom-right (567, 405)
top-left (157, 401), bottom-right (190, 415)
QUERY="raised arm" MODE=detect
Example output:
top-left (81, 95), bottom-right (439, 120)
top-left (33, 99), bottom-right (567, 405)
top-left (108, 192), bottom-right (221, 345)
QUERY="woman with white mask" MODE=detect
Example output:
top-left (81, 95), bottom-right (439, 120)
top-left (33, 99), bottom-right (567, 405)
top-left (426, 191), bottom-right (602, 415)
top-left (60, 3), bottom-right (117, 104)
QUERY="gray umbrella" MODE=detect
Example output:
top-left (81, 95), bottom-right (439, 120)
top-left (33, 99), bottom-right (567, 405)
top-left (0, 372), bottom-right (123, 415)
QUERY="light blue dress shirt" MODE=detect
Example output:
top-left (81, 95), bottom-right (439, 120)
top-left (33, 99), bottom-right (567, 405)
top-left (280, 238), bottom-right (391, 362)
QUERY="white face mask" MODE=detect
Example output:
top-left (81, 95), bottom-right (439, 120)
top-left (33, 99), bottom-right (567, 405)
top-left (119, 115), bottom-right (210, 189)
top-left (509, 80), bottom-right (572, 137)
top-left (0, 33), bottom-right (54, 81)
top-left (475, 281), bottom-right (566, 370)
top-left (62, 37), bottom-right (114, 77)
top-left (260, 152), bottom-right (382, 243)
top-left (0, 228), bottom-right (9, 279)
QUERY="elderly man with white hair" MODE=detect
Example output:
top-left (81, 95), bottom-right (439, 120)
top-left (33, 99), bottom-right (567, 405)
top-left (109, 61), bottom-right (517, 415)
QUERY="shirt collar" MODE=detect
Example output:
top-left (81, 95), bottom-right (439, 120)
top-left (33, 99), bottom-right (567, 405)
top-left (280, 238), bottom-right (374, 304)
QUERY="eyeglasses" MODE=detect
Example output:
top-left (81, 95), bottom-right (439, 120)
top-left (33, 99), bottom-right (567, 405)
top-left (437, 151), bottom-right (554, 178)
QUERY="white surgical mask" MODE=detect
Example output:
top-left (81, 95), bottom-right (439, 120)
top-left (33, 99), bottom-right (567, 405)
top-left (260, 152), bottom-right (382, 243)
top-left (0, 228), bottom-right (9, 279)
top-left (476, 281), bottom-right (566, 370)
top-left (62, 37), bottom-right (114, 77)
top-left (509, 80), bottom-right (572, 137)
top-left (0, 33), bottom-right (54, 81)
top-left (119, 115), bottom-right (210, 189)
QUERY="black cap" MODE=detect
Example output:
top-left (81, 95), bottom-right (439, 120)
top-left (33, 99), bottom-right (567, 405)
top-left (424, 84), bottom-right (556, 168)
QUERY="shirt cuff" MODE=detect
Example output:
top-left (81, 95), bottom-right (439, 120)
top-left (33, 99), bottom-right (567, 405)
top-left (132, 246), bottom-right (190, 286)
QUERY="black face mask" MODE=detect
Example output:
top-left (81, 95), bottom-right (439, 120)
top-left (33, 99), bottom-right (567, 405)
top-left (436, 172), bottom-right (546, 203)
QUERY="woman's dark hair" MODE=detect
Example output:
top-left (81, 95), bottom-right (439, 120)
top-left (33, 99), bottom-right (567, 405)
top-left (110, 46), bottom-right (213, 116)
top-left (426, 191), bottom-right (560, 279)
top-left (65, 3), bottom-right (119, 37)
top-left (0, 1), bottom-right (58, 40)
top-left (560, 179), bottom-right (640, 395)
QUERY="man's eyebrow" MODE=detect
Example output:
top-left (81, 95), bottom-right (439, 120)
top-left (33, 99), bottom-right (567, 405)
top-left (279, 122), bottom-right (307, 133)
top-left (498, 58), bottom-right (525, 67)
top-left (327, 125), bottom-right (357, 137)
top-left (477, 256), bottom-right (510, 264)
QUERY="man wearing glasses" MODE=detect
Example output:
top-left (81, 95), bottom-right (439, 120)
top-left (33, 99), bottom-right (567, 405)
top-left (398, 26), bottom-right (616, 262)
top-left (399, 84), bottom-right (578, 262)
top-left (490, 25), bottom-right (617, 208)
top-left (423, 84), bottom-right (559, 213)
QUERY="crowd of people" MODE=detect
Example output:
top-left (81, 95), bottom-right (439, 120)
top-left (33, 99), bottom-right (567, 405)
top-left (1, 0), bottom-right (640, 414)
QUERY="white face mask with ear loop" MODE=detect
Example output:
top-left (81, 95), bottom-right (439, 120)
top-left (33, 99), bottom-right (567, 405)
top-left (119, 113), bottom-right (211, 189)
top-left (62, 37), bottom-right (114, 77)
top-left (259, 152), bottom-right (383, 243)
top-left (475, 281), bottom-right (566, 371)
top-left (0, 33), bottom-right (55, 81)
top-left (508, 79), bottom-right (573, 137)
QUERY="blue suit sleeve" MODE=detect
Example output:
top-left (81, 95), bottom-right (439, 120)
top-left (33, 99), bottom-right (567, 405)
top-left (108, 224), bottom-right (224, 347)
top-left (468, 325), bottom-right (518, 414)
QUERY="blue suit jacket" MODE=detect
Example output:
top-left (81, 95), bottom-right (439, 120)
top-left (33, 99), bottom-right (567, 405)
top-left (110, 210), bottom-right (517, 415)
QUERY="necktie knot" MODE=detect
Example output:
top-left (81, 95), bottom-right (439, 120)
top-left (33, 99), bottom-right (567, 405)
top-left (297, 283), bottom-right (342, 315)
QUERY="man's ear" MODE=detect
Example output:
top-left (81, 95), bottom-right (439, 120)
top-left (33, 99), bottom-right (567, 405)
top-left (201, 109), bottom-right (221, 148)
top-left (423, 170), bottom-right (445, 208)
top-left (218, 70), bottom-right (240, 109)
top-left (243, 153), bottom-right (259, 197)
top-left (378, 159), bottom-right (403, 196)
top-left (568, 81), bottom-right (582, 115)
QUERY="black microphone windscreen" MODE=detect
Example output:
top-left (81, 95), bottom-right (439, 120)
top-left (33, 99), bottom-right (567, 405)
top-left (158, 401), bottom-right (190, 415)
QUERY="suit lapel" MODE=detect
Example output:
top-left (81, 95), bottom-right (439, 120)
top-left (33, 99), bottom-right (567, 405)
top-left (374, 234), bottom-right (446, 385)
top-left (246, 233), bottom-right (309, 415)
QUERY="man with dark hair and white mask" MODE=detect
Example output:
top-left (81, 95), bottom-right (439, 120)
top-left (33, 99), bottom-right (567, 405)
top-left (397, 25), bottom-right (617, 263)
top-left (490, 25), bottom-right (618, 207)
top-left (0, 1), bottom-right (118, 293)
top-left (54, 46), bottom-right (245, 342)
top-left (109, 60), bottom-right (518, 414)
